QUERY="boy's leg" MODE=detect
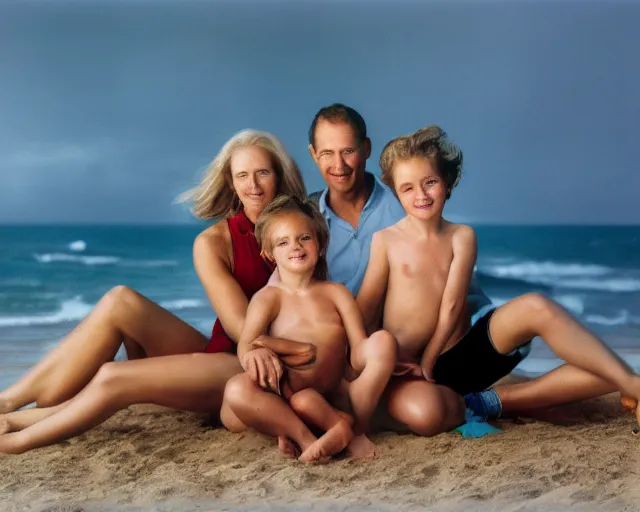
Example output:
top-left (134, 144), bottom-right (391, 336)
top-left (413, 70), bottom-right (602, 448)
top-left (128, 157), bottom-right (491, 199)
top-left (488, 293), bottom-right (640, 426)
top-left (385, 378), bottom-right (465, 437)
top-left (348, 330), bottom-right (397, 434)
top-left (223, 374), bottom-right (319, 458)
top-left (495, 364), bottom-right (616, 414)
top-left (289, 389), bottom-right (354, 463)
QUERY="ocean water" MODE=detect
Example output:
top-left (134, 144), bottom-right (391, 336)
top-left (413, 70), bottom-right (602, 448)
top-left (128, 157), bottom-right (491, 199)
top-left (0, 224), bottom-right (639, 391)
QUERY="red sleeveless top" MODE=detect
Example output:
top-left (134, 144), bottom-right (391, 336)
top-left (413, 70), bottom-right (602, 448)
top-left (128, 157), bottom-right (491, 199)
top-left (204, 209), bottom-right (274, 354)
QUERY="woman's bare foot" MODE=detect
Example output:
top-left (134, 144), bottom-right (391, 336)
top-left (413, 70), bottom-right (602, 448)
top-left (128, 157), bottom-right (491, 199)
top-left (298, 418), bottom-right (353, 463)
top-left (0, 432), bottom-right (26, 455)
top-left (346, 434), bottom-right (376, 460)
top-left (619, 395), bottom-right (640, 436)
top-left (0, 417), bottom-right (10, 435)
top-left (278, 436), bottom-right (300, 458)
top-left (0, 396), bottom-right (15, 415)
top-left (621, 395), bottom-right (636, 412)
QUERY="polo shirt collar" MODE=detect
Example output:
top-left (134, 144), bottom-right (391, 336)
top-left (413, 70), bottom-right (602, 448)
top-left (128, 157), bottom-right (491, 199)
top-left (318, 172), bottom-right (383, 221)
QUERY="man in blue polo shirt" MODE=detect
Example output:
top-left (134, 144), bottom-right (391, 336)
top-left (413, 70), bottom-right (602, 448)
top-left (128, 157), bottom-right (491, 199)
top-left (308, 103), bottom-right (493, 320)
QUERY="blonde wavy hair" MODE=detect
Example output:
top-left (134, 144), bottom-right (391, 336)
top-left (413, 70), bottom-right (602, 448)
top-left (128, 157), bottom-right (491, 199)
top-left (179, 130), bottom-right (307, 219)
top-left (379, 125), bottom-right (463, 200)
top-left (255, 195), bottom-right (329, 281)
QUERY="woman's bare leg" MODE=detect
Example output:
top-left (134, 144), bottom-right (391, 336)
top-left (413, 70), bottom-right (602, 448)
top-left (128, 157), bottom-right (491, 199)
top-left (0, 353), bottom-right (241, 454)
top-left (289, 388), bottom-right (354, 463)
top-left (222, 374), bottom-right (319, 460)
top-left (0, 400), bottom-right (72, 433)
top-left (0, 286), bottom-right (209, 412)
top-left (488, 293), bottom-right (640, 425)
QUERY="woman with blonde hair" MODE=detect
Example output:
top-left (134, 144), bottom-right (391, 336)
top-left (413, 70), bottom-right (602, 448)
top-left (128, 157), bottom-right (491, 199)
top-left (0, 130), bottom-right (307, 454)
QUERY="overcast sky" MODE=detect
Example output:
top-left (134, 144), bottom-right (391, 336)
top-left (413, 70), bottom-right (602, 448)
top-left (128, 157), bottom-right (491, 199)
top-left (0, 0), bottom-right (638, 224)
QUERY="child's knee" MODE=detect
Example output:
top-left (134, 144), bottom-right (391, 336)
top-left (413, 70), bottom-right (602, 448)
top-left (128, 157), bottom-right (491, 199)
top-left (366, 330), bottom-right (398, 367)
top-left (223, 373), bottom-right (255, 408)
top-left (408, 386), bottom-right (463, 437)
top-left (289, 388), bottom-right (317, 414)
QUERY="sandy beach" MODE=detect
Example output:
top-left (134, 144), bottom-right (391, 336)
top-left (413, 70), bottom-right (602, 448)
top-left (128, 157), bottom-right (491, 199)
top-left (2, 375), bottom-right (640, 512)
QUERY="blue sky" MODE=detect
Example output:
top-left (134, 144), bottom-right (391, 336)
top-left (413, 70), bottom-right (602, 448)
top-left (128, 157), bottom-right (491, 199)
top-left (0, 0), bottom-right (638, 224)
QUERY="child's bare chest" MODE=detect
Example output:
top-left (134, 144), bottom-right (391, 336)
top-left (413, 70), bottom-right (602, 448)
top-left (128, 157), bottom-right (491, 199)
top-left (387, 238), bottom-right (454, 284)
top-left (270, 294), bottom-right (344, 341)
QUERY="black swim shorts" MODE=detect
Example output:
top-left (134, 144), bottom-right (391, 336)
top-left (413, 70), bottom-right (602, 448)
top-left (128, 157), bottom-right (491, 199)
top-left (432, 309), bottom-right (531, 396)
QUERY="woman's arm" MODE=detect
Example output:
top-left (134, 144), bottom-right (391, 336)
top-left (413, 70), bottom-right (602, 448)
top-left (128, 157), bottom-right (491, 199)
top-left (420, 225), bottom-right (478, 380)
top-left (193, 225), bottom-right (251, 343)
top-left (356, 231), bottom-right (390, 334)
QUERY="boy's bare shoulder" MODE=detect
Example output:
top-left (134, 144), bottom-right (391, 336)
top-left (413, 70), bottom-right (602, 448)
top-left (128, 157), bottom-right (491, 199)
top-left (374, 217), bottom-right (408, 243)
top-left (446, 222), bottom-right (477, 247)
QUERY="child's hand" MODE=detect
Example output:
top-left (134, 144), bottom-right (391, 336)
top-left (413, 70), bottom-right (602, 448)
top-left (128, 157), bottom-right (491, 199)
top-left (242, 347), bottom-right (283, 394)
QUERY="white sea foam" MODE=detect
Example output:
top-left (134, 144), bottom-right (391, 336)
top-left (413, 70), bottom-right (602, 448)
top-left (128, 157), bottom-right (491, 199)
top-left (553, 295), bottom-right (585, 315)
top-left (33, 253), bottom-right (177, 268)
top-left (481, 260), bottom-right (640, 292)
top-left (553, 278), bottom-right (640, 293)
top-left (585, 310), bottom-right (640, 327)
top-left (160, 299), bottom-right (207, 310)
top-left (34, 253), bottom-right (120, 265)
top-left (121, 260), bottom-right (178, 268)
top-left (0, 296), bottom-right (93, 327)
top-left (482, 261), bottom-right (612, 279)
top-left (68, 240), bottom-right (87, 252)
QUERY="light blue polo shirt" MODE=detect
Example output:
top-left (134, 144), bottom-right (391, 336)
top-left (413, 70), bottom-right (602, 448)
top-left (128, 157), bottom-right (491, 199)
top-left (318, 172), bottom-right (492, 320)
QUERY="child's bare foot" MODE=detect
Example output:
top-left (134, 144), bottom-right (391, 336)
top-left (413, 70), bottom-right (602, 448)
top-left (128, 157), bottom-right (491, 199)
top-left (278, 436), bottom-right (300, 458)
top-left (298, 418), bottom-right (353, 463)
top-left (346, 434), bottom-right (376, 460)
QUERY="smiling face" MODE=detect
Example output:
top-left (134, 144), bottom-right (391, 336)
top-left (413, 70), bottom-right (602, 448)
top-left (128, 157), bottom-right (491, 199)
top-left (229, 145), bottom-right (279, 219)
top-left (266, 212), bottom-right (320, 277)
top-left (309, 120), bottom-right (371, 196)
top-left (392, 157), bottom-right (448, 221)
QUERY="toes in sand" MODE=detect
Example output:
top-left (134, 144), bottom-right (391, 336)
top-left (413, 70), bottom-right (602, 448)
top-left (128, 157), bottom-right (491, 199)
top-left (346, 434), bottom-right (376, 460)
top-left (277, 436), bottom-right (300, 458)
top-left (298, 419), bottom-right (353, 464)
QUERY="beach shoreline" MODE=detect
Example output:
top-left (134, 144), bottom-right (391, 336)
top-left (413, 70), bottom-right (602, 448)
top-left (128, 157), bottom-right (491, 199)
top-left (2, 381), bottom-right (639, 512)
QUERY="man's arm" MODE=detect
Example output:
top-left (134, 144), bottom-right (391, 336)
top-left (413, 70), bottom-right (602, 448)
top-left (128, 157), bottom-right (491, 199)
top-left (355, 231), bottom-right (390, 334)
top-left (420, 226), bottom-right (478, 380)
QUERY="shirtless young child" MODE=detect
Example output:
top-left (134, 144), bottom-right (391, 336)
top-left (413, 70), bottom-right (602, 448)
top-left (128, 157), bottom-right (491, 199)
top-left (357, 125), bottom-right (640, 436)
top-left (222, 195), bottom-right (397, 462)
